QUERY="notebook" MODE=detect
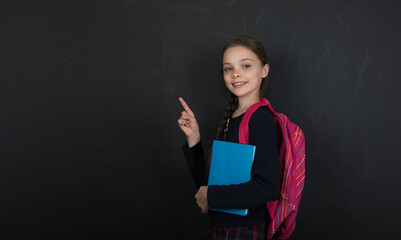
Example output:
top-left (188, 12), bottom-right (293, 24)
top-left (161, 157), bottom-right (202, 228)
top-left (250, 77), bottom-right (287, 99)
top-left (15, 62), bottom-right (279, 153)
top-left (208, 140), bottom-right (256, 216)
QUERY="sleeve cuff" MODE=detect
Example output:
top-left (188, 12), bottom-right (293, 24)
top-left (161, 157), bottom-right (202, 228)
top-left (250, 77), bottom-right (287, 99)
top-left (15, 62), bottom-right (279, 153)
top-left (182, 141), bottom-right (203, 157)
top-left (207, 185), bottom-right (216, 208)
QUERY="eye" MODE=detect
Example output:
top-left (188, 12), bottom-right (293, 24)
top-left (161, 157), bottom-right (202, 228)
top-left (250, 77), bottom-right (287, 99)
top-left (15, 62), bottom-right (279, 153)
top-left (243, 65), bottom-right (251, 69)
top-left (224, 67), bottom-right (232, 72)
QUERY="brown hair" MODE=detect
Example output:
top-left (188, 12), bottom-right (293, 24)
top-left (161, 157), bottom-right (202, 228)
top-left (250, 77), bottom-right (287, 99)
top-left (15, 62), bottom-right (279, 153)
top-left (206, 35), bottom-right (270, 171)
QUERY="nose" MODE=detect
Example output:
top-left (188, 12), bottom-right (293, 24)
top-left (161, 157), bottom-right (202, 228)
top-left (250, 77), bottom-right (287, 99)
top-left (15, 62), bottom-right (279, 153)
top-left (233, 71), bottom-right (240, 78)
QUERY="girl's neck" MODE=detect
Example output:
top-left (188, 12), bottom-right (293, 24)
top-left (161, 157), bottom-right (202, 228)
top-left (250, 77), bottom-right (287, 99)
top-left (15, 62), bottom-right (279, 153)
top-left (233, 95), bottom-right (261, 117)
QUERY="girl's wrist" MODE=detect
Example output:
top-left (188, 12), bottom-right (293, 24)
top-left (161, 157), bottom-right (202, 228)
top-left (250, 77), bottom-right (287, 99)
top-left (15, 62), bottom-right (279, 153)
top-left (187, 135), bottom-right (201, 148)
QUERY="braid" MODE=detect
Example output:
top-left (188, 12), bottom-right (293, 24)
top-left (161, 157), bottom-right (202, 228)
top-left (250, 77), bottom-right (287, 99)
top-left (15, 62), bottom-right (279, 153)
top-left (205, 94), bottom-right (238, 173)
top-left (216, 94), bottom-right (238, 138)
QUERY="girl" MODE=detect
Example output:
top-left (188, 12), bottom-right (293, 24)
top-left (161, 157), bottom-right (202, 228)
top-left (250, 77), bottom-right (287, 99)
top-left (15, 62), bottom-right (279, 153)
top-left (178, 35), bottom-right (280, 239)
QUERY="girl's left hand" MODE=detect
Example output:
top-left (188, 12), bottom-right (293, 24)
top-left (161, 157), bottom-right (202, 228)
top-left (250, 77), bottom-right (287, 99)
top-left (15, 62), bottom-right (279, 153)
top-left (195, 186), bottom-right (209, 213)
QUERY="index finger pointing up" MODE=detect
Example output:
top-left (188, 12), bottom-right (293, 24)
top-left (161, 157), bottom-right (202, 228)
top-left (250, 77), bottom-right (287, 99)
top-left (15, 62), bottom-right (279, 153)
top-left (179, 97), bottom-right (195, 117)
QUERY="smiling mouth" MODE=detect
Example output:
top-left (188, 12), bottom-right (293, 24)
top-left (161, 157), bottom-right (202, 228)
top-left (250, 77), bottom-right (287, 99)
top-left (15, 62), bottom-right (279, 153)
top-left (232, 82), bottom-right (247, 88)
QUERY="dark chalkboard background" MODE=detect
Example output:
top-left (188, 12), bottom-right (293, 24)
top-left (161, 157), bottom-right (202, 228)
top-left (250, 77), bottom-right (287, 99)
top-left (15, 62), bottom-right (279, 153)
top-left (1, 0), bottom-right (400, 239)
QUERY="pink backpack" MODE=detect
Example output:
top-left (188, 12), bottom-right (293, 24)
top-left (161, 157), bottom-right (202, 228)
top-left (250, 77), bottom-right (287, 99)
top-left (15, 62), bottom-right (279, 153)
top-left (238, 98), bottom-right (305, 240)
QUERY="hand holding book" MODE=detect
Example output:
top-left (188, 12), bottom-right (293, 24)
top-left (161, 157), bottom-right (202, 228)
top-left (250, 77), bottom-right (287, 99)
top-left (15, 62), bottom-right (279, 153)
top-left (195, 186), bottom-right (209, 213)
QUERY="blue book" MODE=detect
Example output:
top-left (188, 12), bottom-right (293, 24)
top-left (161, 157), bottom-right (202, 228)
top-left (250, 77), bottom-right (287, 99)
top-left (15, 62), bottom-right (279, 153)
top-left (207, 140), bottom-right (256, 216)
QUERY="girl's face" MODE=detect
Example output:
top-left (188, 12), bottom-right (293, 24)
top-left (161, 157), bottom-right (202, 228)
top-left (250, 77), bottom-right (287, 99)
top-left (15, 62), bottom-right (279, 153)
top-left (222, 46), bottom-right (269, 100)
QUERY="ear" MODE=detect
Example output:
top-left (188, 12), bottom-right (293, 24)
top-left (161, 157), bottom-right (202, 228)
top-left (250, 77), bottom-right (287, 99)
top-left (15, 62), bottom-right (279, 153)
top-left (262, 64), bottom-right (269, 78)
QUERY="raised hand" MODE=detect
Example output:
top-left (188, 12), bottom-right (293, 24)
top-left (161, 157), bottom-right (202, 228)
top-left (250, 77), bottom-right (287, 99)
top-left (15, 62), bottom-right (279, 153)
top-left (178, 97), bottom-right (201, 148)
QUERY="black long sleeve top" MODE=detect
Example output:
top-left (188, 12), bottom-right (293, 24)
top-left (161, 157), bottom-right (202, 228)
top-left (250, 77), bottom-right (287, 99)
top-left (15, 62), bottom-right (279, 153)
top-left (182, 107), bottom-right (280, 227)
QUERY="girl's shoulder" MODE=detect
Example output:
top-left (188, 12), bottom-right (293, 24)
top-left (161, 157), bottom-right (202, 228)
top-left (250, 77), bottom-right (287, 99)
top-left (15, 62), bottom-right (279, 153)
top-left (249, 107), bottom-right (274, 127)
top-left (250, 107), bottom-right (273, 119)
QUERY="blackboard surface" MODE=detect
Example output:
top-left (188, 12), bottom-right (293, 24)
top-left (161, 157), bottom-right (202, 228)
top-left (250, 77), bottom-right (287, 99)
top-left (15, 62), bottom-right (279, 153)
top-left (1, 0), bottom-right (400, 239)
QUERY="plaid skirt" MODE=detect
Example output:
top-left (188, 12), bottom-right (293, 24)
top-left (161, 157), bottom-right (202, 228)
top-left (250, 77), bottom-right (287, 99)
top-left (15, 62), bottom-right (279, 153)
top-left (208, 223), bottom-right (265, 240)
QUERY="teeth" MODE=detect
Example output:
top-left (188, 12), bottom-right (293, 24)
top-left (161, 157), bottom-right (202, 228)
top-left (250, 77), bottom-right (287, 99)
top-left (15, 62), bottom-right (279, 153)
top-left (233, 82), bottom-right (246, 86)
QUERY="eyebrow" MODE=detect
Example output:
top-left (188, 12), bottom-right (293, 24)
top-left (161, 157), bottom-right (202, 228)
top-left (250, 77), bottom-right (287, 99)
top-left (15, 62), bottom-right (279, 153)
top-left (223, 58), bottom-right (254, 65)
